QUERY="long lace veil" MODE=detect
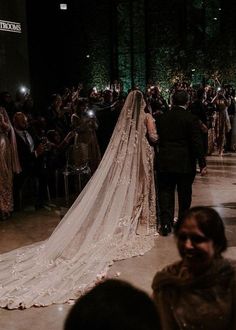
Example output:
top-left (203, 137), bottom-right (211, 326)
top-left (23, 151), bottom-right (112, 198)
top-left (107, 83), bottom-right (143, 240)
top-left (0, 90), bottom-right (156, 309)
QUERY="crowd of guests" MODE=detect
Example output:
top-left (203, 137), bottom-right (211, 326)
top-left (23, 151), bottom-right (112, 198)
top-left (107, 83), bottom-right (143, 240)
top-left (0, 81), bottom-right (235, 222)
top-left (146, 82), bottom-right (235, 156)
top-left (0, 87), bottom-right (124, 220)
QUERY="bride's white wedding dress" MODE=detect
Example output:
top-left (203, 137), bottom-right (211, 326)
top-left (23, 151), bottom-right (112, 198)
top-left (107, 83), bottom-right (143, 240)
top-left (0, 90), bottom-right (158, 309)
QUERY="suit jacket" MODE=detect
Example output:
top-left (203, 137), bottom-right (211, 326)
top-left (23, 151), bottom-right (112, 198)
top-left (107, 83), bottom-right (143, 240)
top-left (14, 130), bottom-right (40, 174)
top-left (156, 106), bottom-right (204, 173)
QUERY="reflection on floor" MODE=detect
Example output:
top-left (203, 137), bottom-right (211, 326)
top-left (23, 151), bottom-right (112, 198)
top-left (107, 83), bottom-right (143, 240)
top-left (0, 153), bottom-right (236, 330)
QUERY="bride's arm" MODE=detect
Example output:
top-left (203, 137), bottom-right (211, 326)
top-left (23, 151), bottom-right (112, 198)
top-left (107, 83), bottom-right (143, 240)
top-left (146, 113), bottom-right (158, 143)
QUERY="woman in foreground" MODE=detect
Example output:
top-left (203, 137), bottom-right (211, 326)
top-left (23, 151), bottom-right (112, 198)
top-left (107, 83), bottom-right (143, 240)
top-left (0, 89), bottom-right (158, 309)
top-left (152, 206), bottom-right (236, 329)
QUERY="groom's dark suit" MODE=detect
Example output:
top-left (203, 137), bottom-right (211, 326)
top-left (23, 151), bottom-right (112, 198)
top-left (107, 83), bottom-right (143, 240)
top-left (156, 104), bottom-right (205, 235)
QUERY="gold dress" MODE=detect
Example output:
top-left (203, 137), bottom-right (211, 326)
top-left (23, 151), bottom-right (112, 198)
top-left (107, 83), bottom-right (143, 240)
top-left (71, 113), bottom-right (101, 174)
top-left (0, 107), bottom-right (21, 217)
top-left (0, 107), bottom-right (13, 215)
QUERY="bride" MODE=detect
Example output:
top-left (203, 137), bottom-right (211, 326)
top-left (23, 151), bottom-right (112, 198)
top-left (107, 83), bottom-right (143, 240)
top-left (0, 89), bottom-right (158, 309)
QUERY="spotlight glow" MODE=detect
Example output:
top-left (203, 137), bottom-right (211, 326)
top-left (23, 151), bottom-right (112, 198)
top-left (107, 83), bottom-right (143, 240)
top-left (60, 4), bottom-right (67, 10)
top-left (20, 86), bottom-right (27, 93)
top-left (87, 110), bottom-right (95, 117)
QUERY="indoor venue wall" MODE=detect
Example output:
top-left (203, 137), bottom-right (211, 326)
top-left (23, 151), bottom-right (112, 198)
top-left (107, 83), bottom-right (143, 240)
top-left (25, 0), bottom-right (236, 107)
top-left (0, 0), bottom-right (29, 95)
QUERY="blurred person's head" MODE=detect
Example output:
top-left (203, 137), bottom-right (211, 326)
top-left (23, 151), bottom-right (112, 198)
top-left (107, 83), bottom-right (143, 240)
top-left (22, 95), bottom-right (34, 112)
top-left (32, 116), bottom-right (47, 134)
top-left (75, 99), bottom-right (87, 116)
top-left (13, 112), bottom-right (28, 130)
top-left (151, 86), bottom-right (160, 98)
top-left (172, 90), bottom-right (189, 106)
top-left (103, 90), bottom-right (113, 104)
top-left (47, 129), bottom-right (61, 144)
top-left (196, 88), bottom-right (206, 101)
top-left (174, 206), bottom-right (227, 275)
top-left (51, 94), bottom-right (62, 109)
top-left (15, 90), bottom-right (26, 103)
top-left (0, 91), bottom-right (12, 106)
top-left (217, 88), bottom-right (225, 96)
top-left (64, 279), bottom-right (160, 330)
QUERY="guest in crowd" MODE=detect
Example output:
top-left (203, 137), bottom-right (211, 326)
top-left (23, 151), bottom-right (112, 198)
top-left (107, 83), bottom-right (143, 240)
top-left (0, 107), bottom-right (21, 220)
top-left (12, 112), bottom-right (46, 210)
top-left (212, 89), bottom-right (231, 156)
top-left (152, 206), bottom-right (236, 329)
top-left (204, 91), bottom-right (217, 156)
top-left (14, 90), bottom-right (26, 113)
top-left (45, 93), bottom-right (71, 137)
top-left (0, 91), bottom-right (16, 120)
top-left (225, 86), bottom-right (235, 152)
top-left (46, 129), bottom-right (75, 197)
top-left (95, 89), bottom-right (117, 155)
top-left (147, 85), bottom-right (168, 120)
top-left (64, 279), bottom-right (160, 330)
top-left (21, 94), bottom-right (38, 122)
top-left (189, 88), bottom-right (209, 155)
top-left (47, 129), bottom-right (75, 169)
top-left (71, 99), bottom-right (101, 174)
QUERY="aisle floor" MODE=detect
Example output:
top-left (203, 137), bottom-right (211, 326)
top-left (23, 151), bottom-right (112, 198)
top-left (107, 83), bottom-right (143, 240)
top-left (1, 154), bottom-right (236, 330)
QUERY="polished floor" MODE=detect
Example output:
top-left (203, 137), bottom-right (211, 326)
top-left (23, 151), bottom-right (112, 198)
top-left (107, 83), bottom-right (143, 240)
top-left (1, 153), bottom-right (236, 330)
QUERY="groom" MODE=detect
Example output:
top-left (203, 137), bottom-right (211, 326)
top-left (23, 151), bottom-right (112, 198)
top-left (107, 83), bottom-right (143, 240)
top-left (155, 90), bottom-right (206, 236)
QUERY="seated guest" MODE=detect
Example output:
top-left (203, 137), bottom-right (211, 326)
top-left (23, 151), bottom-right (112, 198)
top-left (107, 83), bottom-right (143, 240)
top-left (64, 279), bottom-right (160, 330)
top-left (152, 206), bottom-right (236, 330)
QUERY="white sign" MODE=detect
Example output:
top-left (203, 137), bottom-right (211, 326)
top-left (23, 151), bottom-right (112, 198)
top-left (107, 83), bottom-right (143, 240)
top-left (0, 20), bottom-right (21, 33)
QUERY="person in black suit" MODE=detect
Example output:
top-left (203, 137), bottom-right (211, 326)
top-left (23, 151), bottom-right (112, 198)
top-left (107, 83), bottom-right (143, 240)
top-left (13, 112), bottom-right (46, 210)
top-left (156, 90), bottom-right (206, 236)
top-left (189, 88), bottom-right (209, 155)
